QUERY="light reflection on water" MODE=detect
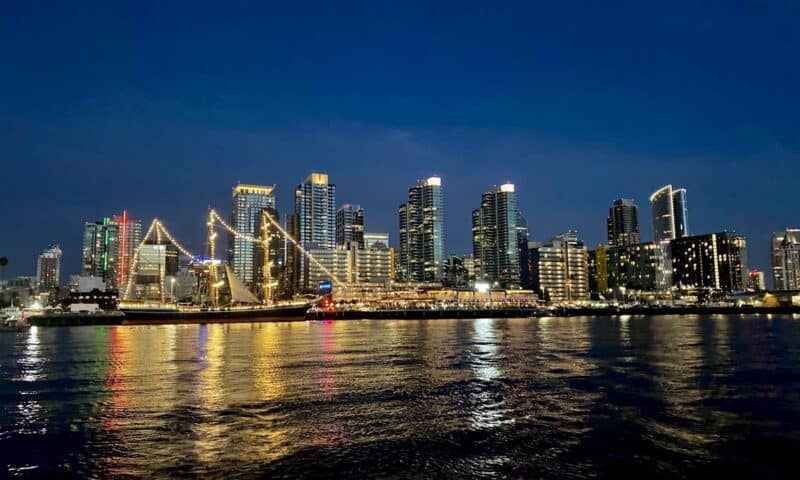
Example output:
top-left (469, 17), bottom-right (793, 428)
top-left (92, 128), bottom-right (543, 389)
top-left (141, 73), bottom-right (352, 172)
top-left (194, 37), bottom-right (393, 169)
top-left (1, 315), bottom-right (800, 478)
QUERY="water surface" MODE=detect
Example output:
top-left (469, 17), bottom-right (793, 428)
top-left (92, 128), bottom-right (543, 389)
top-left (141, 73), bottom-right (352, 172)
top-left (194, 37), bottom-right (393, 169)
top-left (2, 315), bottom-right (800, 478)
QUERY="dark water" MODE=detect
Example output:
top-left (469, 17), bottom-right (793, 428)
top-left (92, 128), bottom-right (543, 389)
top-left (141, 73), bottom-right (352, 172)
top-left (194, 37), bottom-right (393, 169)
top-left (2, 315), bottom-right (800, 479)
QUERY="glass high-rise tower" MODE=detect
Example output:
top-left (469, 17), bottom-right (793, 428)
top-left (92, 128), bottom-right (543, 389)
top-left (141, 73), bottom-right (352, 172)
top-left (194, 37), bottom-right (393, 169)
top-left (607, 198), bottom-right (641, 246)
top-left (650, 185), bottom-right (689, 243)
top-left (336, 204), bottom-right (365, 249)
top-left (230, 184), bottom-right (276, 287)
top-left (295, 172), bottom-right (336, 290)
top-left (398, 176), bottom-right (444, 283)
top-left (472, 183), bottom-right (519, 287)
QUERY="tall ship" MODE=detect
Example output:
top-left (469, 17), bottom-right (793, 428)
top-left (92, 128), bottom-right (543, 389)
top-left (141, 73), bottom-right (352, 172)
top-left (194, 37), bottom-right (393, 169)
top-left (118, 210), bottom-right (319, 324)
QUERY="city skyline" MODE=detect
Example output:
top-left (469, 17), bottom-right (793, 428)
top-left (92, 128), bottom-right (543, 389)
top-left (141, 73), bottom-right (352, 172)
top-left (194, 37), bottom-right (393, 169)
top-left (2, 3), bottom-right (798, 283)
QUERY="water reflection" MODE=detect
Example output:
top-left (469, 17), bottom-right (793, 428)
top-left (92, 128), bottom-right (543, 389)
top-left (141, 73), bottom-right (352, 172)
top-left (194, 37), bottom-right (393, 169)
top-left (1, 316), bottom-right (800, 478)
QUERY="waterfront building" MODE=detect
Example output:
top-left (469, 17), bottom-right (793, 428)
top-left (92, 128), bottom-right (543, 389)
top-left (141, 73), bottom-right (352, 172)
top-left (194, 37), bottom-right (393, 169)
top-left (670, 232), bottom-right (747, 292)
top-left (462, 254), bottom-right (476, 282)
top-left (82, 219), bottom-right (119, 288)
top-left (772, 228), bottom-right (800, 291)
top-left (295, 173), bottom-right (336, 291)
top-left (230, 184), bottom-right (276, 288)
top-left (530, 231), bottom-right (589, 302)
top-left (650, 185), bottom-right (689, 243)
top-left (748, 270), bottom-right (766, 291)
top-left (112, 211), bottom-right (142, 290)
top-left (134, 241), bottom-right (179, 301)
top-left (36, 244), bottom-right (62, 290)
top-left (588, 245), bottom-right (609, 297)
top-left (472, 183), bottom-right (519, 287)
top-left (354, 245), bottom-right (392, 285)
top-left (607, 242), bottom-right (662, 293)
top-left (516, 210), bottom-right (531, 288)
top-left (443, 255), bottom-right (470, 288)
top-left (364, 232), bottom-right (389, 250)
top-left (397, 176), bottom-right (444, 283)
top-left (336, 204), bottom-right (365, 249)
top-left (607, 199), bottom-right (641, 247)
top-left (306, 248), bottom-right (351, 290)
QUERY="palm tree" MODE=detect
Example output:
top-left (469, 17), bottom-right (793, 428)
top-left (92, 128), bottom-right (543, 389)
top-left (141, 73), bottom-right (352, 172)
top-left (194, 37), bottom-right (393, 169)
top-left (0, 256), bottom-right (7, 281)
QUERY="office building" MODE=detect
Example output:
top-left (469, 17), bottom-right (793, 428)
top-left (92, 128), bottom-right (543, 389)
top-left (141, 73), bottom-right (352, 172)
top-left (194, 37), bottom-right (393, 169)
top-left (671, 232), bottom-right (747, 292)
top-left (516, 210), bottom-right (531, 287)
top-left (364, 232), bottom-right (389, 250)
top-left (650, 185), bottom-right (689, 243)
top-left (472, 183), bottom-right (519, 287)
top-left (588, 245), bottom-right (609, 296)
top-left (295, 173), bottom-right (336, 291)
top-left (111, 211), bottom-right (142, 289)
top-left (772, 228), bottom-right (800, 291)
top-left (82, 218), bottom-right (120, 288)
top-left (336, 204), bottom-right (365, 249)
top-left (398, 176), bottom-right (444, 283)
top-left (607, 199), bottom-right (641, 246)
top-left (607, 242), bottom-right (662, 292)
top-left (134, 241), bottom-right (179, 301)
top-left (306, 248), bottom-right (351, 290)
top-left (36, 244), bottom-right (62, 290)
top-left (530, 231), bottom-right (589, 302)
top-left (354, 246), bottom-right (392, 285)
top-left (748, 271), bottom-right (766, 291)
top-left (230, 184), bottom-right (276, 287)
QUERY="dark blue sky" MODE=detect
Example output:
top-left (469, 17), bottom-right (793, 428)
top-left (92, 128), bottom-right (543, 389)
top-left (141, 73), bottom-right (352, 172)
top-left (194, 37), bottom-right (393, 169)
top-left (1, 1), bottom-right (798, 280)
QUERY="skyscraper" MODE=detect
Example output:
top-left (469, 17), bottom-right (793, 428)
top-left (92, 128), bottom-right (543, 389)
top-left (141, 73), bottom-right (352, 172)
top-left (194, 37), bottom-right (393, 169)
top-left (112, 211), bottom-right (142, 290)
top-left (472, 183), bottom-right (519, 287)
top-left (254, 207), bottom-right (284, 300)
top-left (295, 173), bottom-right (336, 290)
top-left (516, 210), bottom-right (531, 287)
top-left (336, 204), bottom-right (365, 249)
top-left (650, 184), bottom-right (689, 243)
top-left (397, 176), bottom-right (444, 283)
top-left (772, 228), bottom-right (800, 290)
top-left (230, 184), bottom-right (276, 288)
top-left (671, 232), bottom-right (747, 292)
top-left (82, 218), bottom-right (120, 288)
top-left (36, 244), bottom-right (62, 290)
top-left (607, 198), bottom-right (641, 246)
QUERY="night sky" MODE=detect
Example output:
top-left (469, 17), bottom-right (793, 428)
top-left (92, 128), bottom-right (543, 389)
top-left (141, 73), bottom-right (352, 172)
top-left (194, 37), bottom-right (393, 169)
top-left (1, 1), bottom-right (798, 281)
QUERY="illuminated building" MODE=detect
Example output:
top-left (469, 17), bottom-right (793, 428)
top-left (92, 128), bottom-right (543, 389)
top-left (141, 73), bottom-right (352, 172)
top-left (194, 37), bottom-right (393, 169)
top-left (670, 232), bottom-right (747, 292)
top-left (588, 245), bottom-right (609, 296)
top-left (364, 232), bottom-right (389, 250)
top-left (650, 185), bottom-right (689, 243)
top-left (36, 244), bottom-right (62, 290)
top-left (134, 241), bottom-right (179, 300)
top-left (748, 270), bottom-right (766, 291)
top-left (607, 199), bottom-right (641, 246)
top-left (772, 229), bottom-right (800, 290)
top-left (82, 218), bottom-right (120, 288)
top-left (336, 204), bottom-right (365, 249)
top-left (295, 173), bottom-right (336, 291)
top-left (230, 184), bottom-right (276, 288)
top-left (516, 210), bottom-right (531, 287)
top-left (443, 255), bottom-right (470, 288)
top-left (471, 183), bottom-right (519, 287)
top-left (607, 242), bottom-right (662, 292)
top-left (530, 231), bottom-right (589, 302)
top-left (112, 210), bottom-right (141, 290)
top-left (354, 245), bottom-right (392, 285)
top-left (397, 176), bottom-right (444, 282)
top-left (306, 248), bottom-right (351, 289)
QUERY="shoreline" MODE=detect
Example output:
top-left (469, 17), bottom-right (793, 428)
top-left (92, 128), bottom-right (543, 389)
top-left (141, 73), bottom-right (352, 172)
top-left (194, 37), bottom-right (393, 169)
top-left (19, 305), bottom-right (800, 327)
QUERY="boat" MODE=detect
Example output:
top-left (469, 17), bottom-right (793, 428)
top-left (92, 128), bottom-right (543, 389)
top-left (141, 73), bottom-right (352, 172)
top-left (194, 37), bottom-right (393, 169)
top-left (0, 307), bottom-right (30, 331)
top-left (120, 265), bottom-right (315, 324)
top-left (120, 302), bottom-right (312, 323)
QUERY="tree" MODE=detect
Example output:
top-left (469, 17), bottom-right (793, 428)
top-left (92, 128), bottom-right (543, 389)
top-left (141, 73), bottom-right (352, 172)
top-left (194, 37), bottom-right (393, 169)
top-left (0, 256), bottom-right (7, 281)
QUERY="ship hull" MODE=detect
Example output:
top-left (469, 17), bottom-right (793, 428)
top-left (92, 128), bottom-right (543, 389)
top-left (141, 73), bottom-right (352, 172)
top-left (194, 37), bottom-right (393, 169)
top-left (120, 304), bottom-right (310, 324)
